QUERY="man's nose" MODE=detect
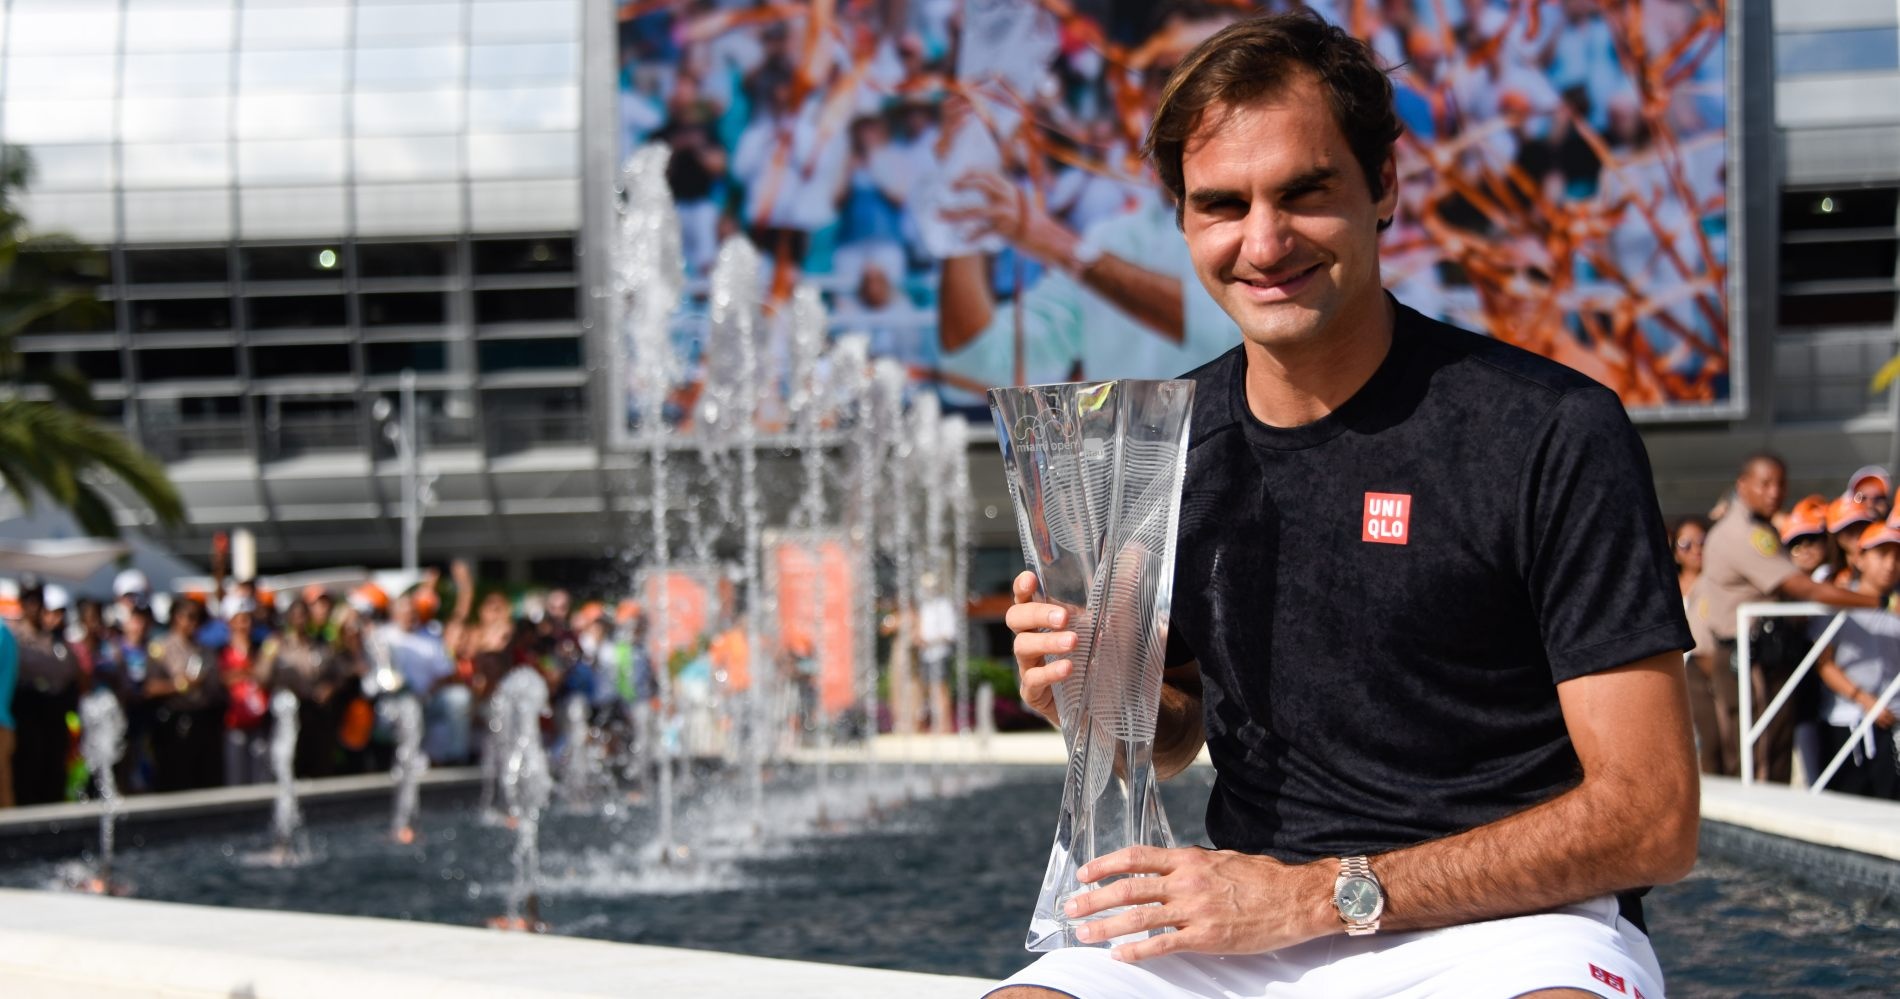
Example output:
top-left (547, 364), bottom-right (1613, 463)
top-left (1239, 203), bottom-right (1298, 273)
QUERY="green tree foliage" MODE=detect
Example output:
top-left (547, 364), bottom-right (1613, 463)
top-left (0, 148), bottom-right (184, 538)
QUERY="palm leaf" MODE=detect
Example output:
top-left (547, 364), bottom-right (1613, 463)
top-left (1874, 353), bottom-right (1900, 395)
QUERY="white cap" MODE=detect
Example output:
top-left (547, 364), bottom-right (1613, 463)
top-left (221, 593), bottom-right (257, 619)
top-left (114, 568), bottom-right (151, 598)
top-left (42, 584), bottom-right (70, 612)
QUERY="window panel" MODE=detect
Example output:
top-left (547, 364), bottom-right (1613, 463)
top-left (123, 189), bottom-right (233, 240)
top-left (1781, 187), bottom-right (1900, 233)
top-left (121, 96), bottom-right (232, 142)
top-left (354, 135), bottom-right (461, 181)
top-left (359, 241), bottom-right (455, 278)
top-left (239, 139), bottom-right (348, 184)
top-left (355, 183), bottom-right (463, 235)
top-left (251, 343), bottom-right (353, 377)
top-left (124, 6), bottom-right (235, 51)
top-left (470, 1), bottom-right (579, 43)
top-left (124, 53), bottom-right (233, 95)
top-left (2, 99), bottom-right (116, 144)
top-left (1779, 291), bottom-right (1897, 327)
top-left (136, 347), bottom-right (240, 381)
top-left (469, 43), bottom-right (580, 84)
top-left (353, 91), bottom-right (464, 136)
top-left (7, 56), bottom-right (117, 99)
top-left (1777, 28), bottom-right (1900, 77)
top-left (467, 86), bottom-right (580, 131)
top-left (355, 3), bottom-right (464, 41)
top-left (472, 237), bottom-right (574, 275)
top-left (355, 46), bottom-right (466, 87)
top-left (11, 192), bottom-right (118, 242)
top-left (243, 244), bottom-right (347, 281)
top-left (6, 10), bottom-right (122, 54)
top-left (240, 186), bottom-right (350, 239)
top-left (478, 336), bottom-right (582, 371)
top-left (475, 287), bottom-right (577, 324)
top-left (1780, 239), bottom-right (1900, 284)
top-left (239, 49), bottom-right (348, 92)
top-left (246, 295), bottom-right (347, 330)
top-left (122, 142), bottom-right (232, 188)
top-left (467, 132), bottom-right (577, 179)
top-left (468, 179), bottom-right (578, 231)
top-left (236, 93), bottom-right (347, 140)
top-left (240, 6), bottom-right (350, 49)
top-left (124, 247), bottom-right (229, 284)
top-left (362, 291), bottom-right (448, 326)
top-left (16, 145), bottom-right (115, 191)
top-left (130, 297), bottom-right (234, 333)
top-left (367, 340), bottom-right (449, 374)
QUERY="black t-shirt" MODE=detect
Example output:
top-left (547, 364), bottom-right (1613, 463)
top-left (1166, 302), bottom-right (1692, 869)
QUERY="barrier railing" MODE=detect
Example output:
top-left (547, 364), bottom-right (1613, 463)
top-left (1736, 601), bottom-right (1900, 793)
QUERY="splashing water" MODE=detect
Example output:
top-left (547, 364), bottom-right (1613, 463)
top-left (492, 668), bottom-right (552, 930)
top-left (385, 695), bottom-right (427, 843)
top-left (76, 689), bottom-right (126, 894)
top-left (269, 689), bottom-right (303, 858)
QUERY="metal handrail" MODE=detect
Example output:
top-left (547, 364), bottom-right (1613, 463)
top-left (1736, 602), bottom-right (1841, 787)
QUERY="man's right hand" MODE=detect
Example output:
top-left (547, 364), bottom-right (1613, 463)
top-left (1005, 570), bottom-right (1075, 728)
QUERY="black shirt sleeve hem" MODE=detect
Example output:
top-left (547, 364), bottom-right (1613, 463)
top-left (1548, 620), bottom-right (1693, 685)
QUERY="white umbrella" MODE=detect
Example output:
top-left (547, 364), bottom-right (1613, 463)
top-left (0, 538), bottom-right (132, 581)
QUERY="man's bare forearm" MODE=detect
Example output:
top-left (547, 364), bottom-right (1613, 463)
top-left (1154, 660), bottom-right (1205, 780)
top-left (1372, 660), bottom-right (1700, 932)
top-left (1079, 254), bottom-right (1185, 344)
top-left (938, 254), bottom-right (994, 352)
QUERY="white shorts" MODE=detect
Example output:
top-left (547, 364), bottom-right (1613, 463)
top-left (988, 895), bottom-right (1665, 999)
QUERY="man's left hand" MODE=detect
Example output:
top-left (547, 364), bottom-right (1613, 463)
top-left (1066, 846), bottom-right (1336, 962)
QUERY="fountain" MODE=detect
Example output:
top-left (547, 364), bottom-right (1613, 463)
top-left (75, 688), bottom-right (127, 895)
top-left (490, 668), bottom-right (552, 932)
top-left (385, 694), bottom-right (427, 843)
top-left (618, 143), bottom-right (687, 862)
top-left (557, 694), bottom-right (606, 812)
top-left (268, 689), bottom-right (304, 862)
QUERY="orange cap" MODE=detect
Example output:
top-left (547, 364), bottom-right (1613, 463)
top-left (1828, 494), bottom-right (1878, 535)
top-left (1781, 495), bottom-right (1830, 544)
top-left (349, 583), bottom-right (389, 613)
top-left (616, 598), bottom-right (640, 624)
top-left (1860, 519), bottom-right (1900, 551)
top-left (411, 588), bottom-right (440, 621)
top-left (1848, 465), bottom-right (1890, 502)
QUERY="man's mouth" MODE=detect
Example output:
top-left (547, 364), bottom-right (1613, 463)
top-left (1234, 262), bottom-right (1322, 302)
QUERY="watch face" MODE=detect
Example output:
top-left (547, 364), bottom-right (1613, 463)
top-left (1335, 876), bottom-right (1381, 921)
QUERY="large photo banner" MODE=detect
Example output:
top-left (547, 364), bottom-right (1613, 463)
top-left (616, 0), bottom-right (1732, 421)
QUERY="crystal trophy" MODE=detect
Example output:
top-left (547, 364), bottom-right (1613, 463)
top-left (989, 379), bottom-right (1194, 952)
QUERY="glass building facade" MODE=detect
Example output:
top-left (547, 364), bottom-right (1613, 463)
top-left (3, 0), bottom-right (621, 574)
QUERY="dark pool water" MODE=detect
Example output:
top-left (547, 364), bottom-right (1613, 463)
top-left (4, 765), bottom-right (1896, 995)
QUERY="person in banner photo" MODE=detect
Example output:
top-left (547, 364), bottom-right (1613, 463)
top-left (997, 12), bottom-right (1707, 998)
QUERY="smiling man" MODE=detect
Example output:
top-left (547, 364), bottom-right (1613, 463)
top-left (989, 12), bottom-right (1699, 999)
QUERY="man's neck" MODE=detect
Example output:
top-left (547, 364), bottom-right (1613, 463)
top-left (1241, 294), bottom-right (1396, 428)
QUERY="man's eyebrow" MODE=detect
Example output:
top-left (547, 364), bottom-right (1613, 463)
top-left (1185, 167), bottom-right (1341, 210)
top-left (1185, 187), bottom-right (1245, 209)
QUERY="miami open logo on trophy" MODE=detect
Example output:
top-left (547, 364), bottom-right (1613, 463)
top-left (989, 378), bottom-right (1194, 952)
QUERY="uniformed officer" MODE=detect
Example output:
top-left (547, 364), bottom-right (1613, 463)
top-left (1692, 453), bottom-right (1883, 778)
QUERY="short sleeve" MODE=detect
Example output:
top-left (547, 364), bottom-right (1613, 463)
top-left (1519, 388), bottom-right (1694, 682)
top-left (1734, 530), bottom-right (1798, 594)
top-left (940, 272), bottom-right (1085, 389)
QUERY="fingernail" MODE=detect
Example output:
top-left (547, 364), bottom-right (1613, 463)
top-left (1064, 899), bottom-right (1079, 916)
top-left (1060, 634), bottom-right (1075, 649)
top-left (1047, 609), bottom-right (1063, 626)
top-left (1076, 926), bottom-right (1095, 942)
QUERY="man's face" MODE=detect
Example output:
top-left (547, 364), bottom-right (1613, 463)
top-left (1179, 75), bottom-right (1397, 355)
top-left (1734, 460), bottom-right (1785, 519)
top-left (1861, 543), bottom-right (1900, 593)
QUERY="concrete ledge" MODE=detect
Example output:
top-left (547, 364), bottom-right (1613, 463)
top-left (800, 730), bottom-right (1210, 767)
top-left (0, 768), bottom-right (482, 864)
top-left (1700, 775), bottom-right (1900, 862)
top-left (0, 889), bottom-right (991, 998)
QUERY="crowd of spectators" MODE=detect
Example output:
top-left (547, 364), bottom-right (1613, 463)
top-left (0, 562), bottom-right (659, 809)
top-left (1678, 462), bottom-right (1900, 802)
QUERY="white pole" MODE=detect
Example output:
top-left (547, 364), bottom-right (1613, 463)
top-left (400, 368), bottom-right (419, 575)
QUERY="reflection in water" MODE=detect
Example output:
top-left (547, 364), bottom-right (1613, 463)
top-left (4, 767), bottom-right (1896, 992)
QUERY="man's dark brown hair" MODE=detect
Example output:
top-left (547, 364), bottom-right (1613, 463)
top-left (1142, 10), bottom-right (1403, 229)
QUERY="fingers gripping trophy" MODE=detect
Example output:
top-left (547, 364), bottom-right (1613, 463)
top-left (989, 379), bottom-right (1194, 951)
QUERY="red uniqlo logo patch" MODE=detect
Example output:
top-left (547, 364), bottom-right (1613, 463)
top-left (1590, 964), bottom-right (1627, 994)
top-left (1361, 492), bottom-right (1412, 545)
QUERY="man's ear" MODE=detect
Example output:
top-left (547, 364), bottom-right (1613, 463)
top-left (1375, 154), bottom-right (1399, 223)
